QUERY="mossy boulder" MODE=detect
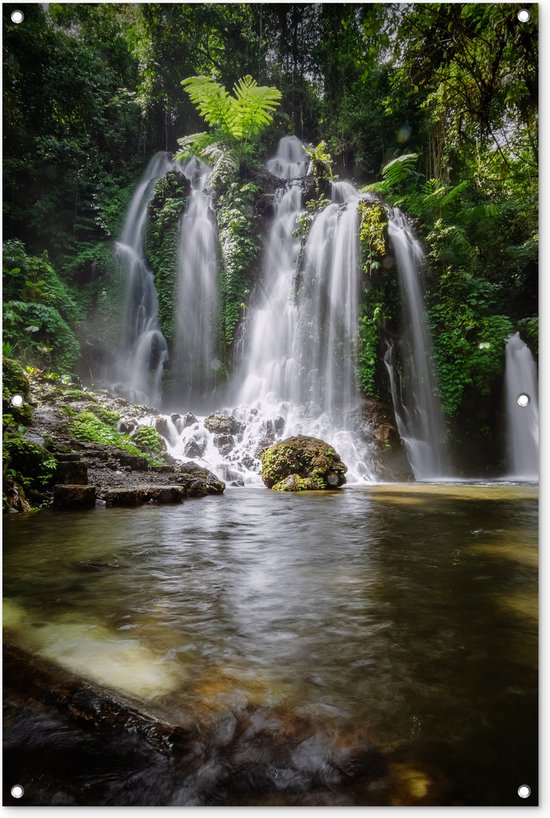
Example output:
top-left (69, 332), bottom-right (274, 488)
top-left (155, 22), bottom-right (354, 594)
top-left (260, 436), bottom-right (347, 491)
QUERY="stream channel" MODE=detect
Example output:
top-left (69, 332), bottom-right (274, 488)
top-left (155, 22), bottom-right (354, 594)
top-left (3, 482), bottom-right (538, 806)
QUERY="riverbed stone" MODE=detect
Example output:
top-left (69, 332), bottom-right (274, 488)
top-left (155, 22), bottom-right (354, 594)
top-left (260, 435), bottom-right (347, 490)
top-left (184, 437), bottom-right (207, 459)
top-left (103, 485), bottom-right (185, 507)
top-left (204, 413), bottom-right (241, 435)
top-left (176, 461), bottom-right (225, 496)
top-left (53, 484), bottom-right (97, 510)
top-left (213, 434), bottom-right (234, 455)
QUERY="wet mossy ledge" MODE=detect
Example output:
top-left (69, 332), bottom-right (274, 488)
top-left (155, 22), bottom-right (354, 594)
top-left (2, 357), bottom-right (224, 513)
top-left (260, 436), bottom-right (347, 491)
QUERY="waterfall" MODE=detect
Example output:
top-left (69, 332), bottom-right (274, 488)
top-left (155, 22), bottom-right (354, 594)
top-left (385, 209), bottom-right (449, 480)
top-left (172, 157), bottom-right (220, 410)
top-left (228, 137), bottom-right (373, 482)
top-left (505, 332), bottom-right (538, 480)
top-left (112, 152), bottom-right (178, 405)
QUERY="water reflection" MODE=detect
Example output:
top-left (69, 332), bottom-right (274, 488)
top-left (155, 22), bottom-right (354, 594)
top-left (3, 484), bottom-right (538, 805)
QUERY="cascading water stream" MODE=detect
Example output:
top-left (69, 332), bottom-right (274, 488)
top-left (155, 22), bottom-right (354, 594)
top-left (112, 152), bottom-right (179, 405)
top-left (172, 157), bottom-right (220, 410)
top-left (505, 332), bottom-right (538, 480)
top-left (385, 209), bottom-right (449, 480)
top-left (142, 137), bottom-right (374, 484)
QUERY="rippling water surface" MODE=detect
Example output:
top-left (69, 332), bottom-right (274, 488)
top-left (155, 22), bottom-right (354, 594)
top-left (3, 483), bottom-right (538, 806)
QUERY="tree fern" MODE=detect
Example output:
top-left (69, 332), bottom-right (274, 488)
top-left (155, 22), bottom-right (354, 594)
top-left (181, 76), bottom-right (233, 134)
top-left (229, 75), bottom-right (282, 140)
top-left (180, 74), bottom-right (281, 146)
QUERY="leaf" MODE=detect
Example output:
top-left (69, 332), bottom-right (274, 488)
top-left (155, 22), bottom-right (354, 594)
top-left (182, 76), bottom-right (233, 133)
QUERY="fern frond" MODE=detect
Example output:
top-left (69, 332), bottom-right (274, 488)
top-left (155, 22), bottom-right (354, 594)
top-left (230, 75), bottom-right (282, 140)
top-left (202, 141), bottom-right (239, 183)
top-left (174, 131), bottom-right (213, 161)
top-left (381, 153), bottom-right (418, 187)
top-left (182, 76), bottom-right (233, 133)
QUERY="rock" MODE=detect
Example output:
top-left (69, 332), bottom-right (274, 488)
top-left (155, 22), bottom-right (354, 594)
top-left (181, 412), bottom-right (198, 429)
top-left (55, 458), bottom-right (88, 485)
top-left (213, 434), bottom-right (234, 455)
top-left (118, 419), bottom-right (137, 434)
top-left (359, 399), bottom-right (413, 481)
top-left (155, 416), bottom-right (173, 441)
top-left (183, 438), bottom-right (207, 459)
top-left (53, 485), bottom-right (97, 510)
top-left (102, 486), bottom-right (185, 507)
top-left (176, 461), bottom-right (225, 496)
top-left (260, 435), bottom-right (347, 491)
top-left (203, 413), bottom-right (241, 435)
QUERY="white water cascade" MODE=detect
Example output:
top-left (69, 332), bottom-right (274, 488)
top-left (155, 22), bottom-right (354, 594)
top-left (112, 152), bottom-right (179, 405)
top-left (228, 137), bottom-right (373, 481)
top-left (505, 332), bottom-right (538, 480)
top-left (385, 209), bottom-right (449, 480)
top-left (172, 157), bottom-right (220, 410)
top-left (143, 137), bottom-right (374, 484)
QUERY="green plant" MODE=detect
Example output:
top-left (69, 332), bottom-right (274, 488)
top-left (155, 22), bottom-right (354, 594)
top-left (132, 424), bottom-right (166, 455)
top-left (180, 74), bottom-right (281, 144)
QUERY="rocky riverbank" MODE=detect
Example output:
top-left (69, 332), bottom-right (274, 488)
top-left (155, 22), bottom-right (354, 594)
top-left (2, 358), bottom-right (224, 512)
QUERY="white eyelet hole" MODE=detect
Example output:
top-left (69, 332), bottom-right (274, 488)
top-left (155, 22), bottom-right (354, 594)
top-left (517, 10), bottom-right (531, 23)
top-left (517, 394), bottom-right (530, 407)
top-left (10, 10), bottom-right (24, 24)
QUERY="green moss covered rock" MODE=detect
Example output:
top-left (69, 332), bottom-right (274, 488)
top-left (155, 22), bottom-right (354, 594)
top-left (260, 435), bottom-right (347, 491)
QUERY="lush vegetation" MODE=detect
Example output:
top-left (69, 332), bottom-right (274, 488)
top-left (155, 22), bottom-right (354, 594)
top-left (3, 3), bottom-right (537, 472)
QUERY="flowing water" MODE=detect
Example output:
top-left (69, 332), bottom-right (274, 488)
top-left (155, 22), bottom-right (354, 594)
top-left (3, 483), bottom-right (538, 806)
top-left (385, 210), bottom-right (449, 480)
top-left (172, 157), bottom-right (220, 410)
top-left (505, 332), bottom-right (538, 480)
top-left (112, 152), bottom-right (179, 405)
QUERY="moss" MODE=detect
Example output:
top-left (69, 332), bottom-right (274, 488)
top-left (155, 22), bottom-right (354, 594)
top-left (272, 474), bottom-right (325, 491)
top-left (132, 424), bottom-right (166, 455)
top-left (260, 435), bottom-right (347, 490)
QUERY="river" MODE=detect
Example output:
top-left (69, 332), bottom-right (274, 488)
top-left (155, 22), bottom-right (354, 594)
top-left (3, 483), bottom-right (538, 806)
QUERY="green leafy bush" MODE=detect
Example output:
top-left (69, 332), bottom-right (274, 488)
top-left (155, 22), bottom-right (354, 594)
top-left (132, 424), bottom-right (166, 455)
top-left (3, 301), bottom-right (80, 374)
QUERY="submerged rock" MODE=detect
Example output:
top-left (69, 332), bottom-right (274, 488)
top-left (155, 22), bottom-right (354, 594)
top-left (260, 436), bottom-right (347, 491)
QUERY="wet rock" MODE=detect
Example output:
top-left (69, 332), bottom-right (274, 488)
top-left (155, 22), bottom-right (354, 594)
top-left (184, 438), bottom-right (207, 459)
top-left (102, 486), bottom-right (185, 507)
top-left (260, 436), bottom-right (347, 491)
top-left (53, 484), bottom-right (97, 510)
top-left (182, 413), bottom-right (198, 429)
top-left (204, 413), bottom-right (241, 436)
top-left (213, 434), bottom-right (234, 455)
top-left (118, 419), bottom-right (137, 435)
top-left (55, 458), bottom-right (88, 485)
top-left (359, 398), bottom-right (412, 481)
top-left (176, 461), bottom-right (225, 496)
top-left (155, 417), bottom-right (173, 440)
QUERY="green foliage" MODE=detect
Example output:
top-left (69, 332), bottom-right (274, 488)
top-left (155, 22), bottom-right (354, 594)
top-left (362, 154), bottom-right (419, 196)
top-left (145, 171), bottom-right (189, 344)
top-left (3, 433), bottom-right (58, 508)
top-left (428, 270), bottom-right (514, 415)
top-left (358, 201), bottom-right (387, 257)
top-left (180, 74), bottom-right (281, 142)
top-left (3, 240), bottom-right (79, 324)
top-left (68, 410), bottom-right (139, 452)
top-left (2, 357), bottom-right (33, 426)
top-left (131, 424), bottom-right (166, 455)
top-left (305, 141), bottom-right (334, 193)
top-left (217, 181), bottom-right (261, 358)
top-left (3, 301), bottom-right (80, 374)
top-left (89, 405), bottom-right (121, 426)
